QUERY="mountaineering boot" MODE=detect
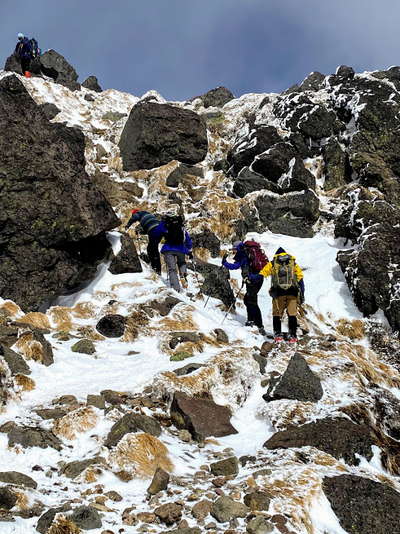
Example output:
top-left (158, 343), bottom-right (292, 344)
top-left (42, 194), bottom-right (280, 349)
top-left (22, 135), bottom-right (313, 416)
top-left (180, 276), bottom-right (188, 289)
top-left (274, 334), bottom-right (284, 343)
top-left (24, 71), bottom-right (31, 78)
top-left (245, 321), bottom-right (255, 327)
top-left (258, 327), bottom-right (267, 336)
top-left (288, 336), bottom-right (298, 343)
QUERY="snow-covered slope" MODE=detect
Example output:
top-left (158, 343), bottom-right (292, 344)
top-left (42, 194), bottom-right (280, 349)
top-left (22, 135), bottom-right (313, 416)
top-left (0, 70), bottom-right (399, 534)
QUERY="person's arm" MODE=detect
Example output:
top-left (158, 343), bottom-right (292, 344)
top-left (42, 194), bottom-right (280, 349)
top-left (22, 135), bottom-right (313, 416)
top-left (222, 255), bottom-right (243, 270)
top-left (259, 261), bottom-right (273, 277)
top-left (125, 212), bottom-right (140, 230)
top-left (184, 231), bottom-right (193, 251)
top-left (295, 263), bottom-right (304, 281)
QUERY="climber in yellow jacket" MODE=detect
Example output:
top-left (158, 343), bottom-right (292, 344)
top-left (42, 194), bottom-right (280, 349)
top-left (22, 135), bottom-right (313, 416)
top-left (260, 247), bottom-right (304, 343)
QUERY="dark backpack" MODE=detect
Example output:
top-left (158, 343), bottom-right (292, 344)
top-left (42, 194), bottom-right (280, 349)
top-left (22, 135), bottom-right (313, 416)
top-left (243, 240), bottom-right (269, 272)
top-left (163, 214), bottom-right (185, 245)
top-left (29, 38), bottom-right (41, 58)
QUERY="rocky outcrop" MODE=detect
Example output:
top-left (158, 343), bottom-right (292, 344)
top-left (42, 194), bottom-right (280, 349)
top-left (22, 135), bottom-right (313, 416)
top-left (109, 233), bottom-right (143, 274)
top-left (119, 102), bottom-right (208, 171)
top-left (82, 75), bottom-right (102, 92)
top-left (38, 49), bottom-right (80, 90)
top-left (263, 353), bottom-right (323, 402)
top-left (0, 75), bottom-right (118, 311)
top-left (171, 392), bottom-right (238, 441)
top-left (0, 471), bottom-right (37, 489)
top-left (323, 475), bottom-right (400, 534)
top-left (191, 228), bottom-right (221, 257)
top-left (192, 86), bottom-right (235, 108)
top-left (8, 425), bottom-right (62, 451)
top-left (264, 418), bottom-right (375, 465)
top-left (254, 189), bottom-right (320, 238)
top-left (69, 505), bottom-right (102, 530)
top-left (0, 345), bottom-right (31, 375)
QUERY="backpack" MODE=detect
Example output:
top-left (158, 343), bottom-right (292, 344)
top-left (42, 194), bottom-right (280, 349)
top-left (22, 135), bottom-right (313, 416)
top-left (29, 38), bottom-right (41, 58)
top-left (163, 214), bottom-right (185, 245)
top-left (243, 240), bottom-right (269, 273)
top-left (271, 254), bottom-right (298, 290)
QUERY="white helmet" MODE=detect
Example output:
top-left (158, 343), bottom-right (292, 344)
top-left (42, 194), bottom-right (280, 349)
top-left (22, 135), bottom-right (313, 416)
top-left (17, 33), bottom-right (24, 39)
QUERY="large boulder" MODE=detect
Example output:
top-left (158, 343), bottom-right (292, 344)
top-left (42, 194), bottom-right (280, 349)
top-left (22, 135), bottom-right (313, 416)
top-left (195, 261), bottom-right (235, 308)
top-left (109, 233), bottom-right (142, 274)
top-left (0, 345), bottom-right (31, 375)
top-left (119, 102), bottom-right (208, 171)
top-left (38, 49), bottom-right (80, 90)
top-left (254, 189), bottom-right (320, 237)
top-left (263, 353), bottom-right (323, 402)
top-left (8, 425), bottom-right (62, 451)
top-left (105, 413), bottom-right (161, 448)
top-left (82, 75), bottom-right (102, 92)
top-left (323, 475), bottom-right (400, 534)
top-left (4, 53), bottom-right (23, 75)
top-left (264, 418), bottom-right (375, 465)
top-left (171, 392), bottom-right (238, 441)
top-left (191, 228), bottom-right (221, 257)
top-left (0, 75), bottom-right (118, 311)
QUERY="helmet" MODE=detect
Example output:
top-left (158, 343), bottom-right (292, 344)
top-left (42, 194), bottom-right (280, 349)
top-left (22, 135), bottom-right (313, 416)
top-left (17, 33), bottom-right (24, 39)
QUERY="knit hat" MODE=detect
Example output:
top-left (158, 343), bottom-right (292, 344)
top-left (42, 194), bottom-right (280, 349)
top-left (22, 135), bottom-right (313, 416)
top-left (131, 209), bottom-right (139, 214)
top-left (232, 240), bottom-right (242, 249)
top-left (275, 247), bottom-right (286, 254)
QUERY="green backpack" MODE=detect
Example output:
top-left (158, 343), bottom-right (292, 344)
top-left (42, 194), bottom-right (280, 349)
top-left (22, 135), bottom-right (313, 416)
top-left (271, 254), bottom-right (298, 290)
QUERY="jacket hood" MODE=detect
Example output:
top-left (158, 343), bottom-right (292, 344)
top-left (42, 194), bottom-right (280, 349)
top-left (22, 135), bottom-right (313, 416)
top-left (275, 247), bottom-right (286, 254)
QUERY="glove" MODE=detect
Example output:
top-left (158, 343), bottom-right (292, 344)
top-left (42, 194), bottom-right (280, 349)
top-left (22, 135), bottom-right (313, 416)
top-left (243, 276), bottom-right (251, 285)
top-left (222, 253), bottom-right (228, 263)
top-left (188, 251), bottom-right (194, 259)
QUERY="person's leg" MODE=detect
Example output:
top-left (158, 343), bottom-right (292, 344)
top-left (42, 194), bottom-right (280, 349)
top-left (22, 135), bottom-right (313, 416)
top-left (147, 235), bottom-right (161, 274)
top-left (21, 57), bottom-right (30, 74)
top-left (164, 253), bottom-right (181, 292)
top-left (176, 253), bottom-right (187, 278)
top-left (244, 279), bottom-right (264, 328)
top-left (287, 296), bottom-right (298, 338)
top-left (272, 296), bottom-right (285, 335)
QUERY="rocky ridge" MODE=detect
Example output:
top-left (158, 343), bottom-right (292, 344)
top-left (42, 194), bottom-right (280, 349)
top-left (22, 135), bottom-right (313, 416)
top-left (0, 59), bottom-right (399, 534)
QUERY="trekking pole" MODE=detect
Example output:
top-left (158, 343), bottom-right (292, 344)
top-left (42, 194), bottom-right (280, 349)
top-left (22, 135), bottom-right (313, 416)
top-left (221, 281), bottom-right (244, 324)
top-left (203, 295), bottom-right (211, 308)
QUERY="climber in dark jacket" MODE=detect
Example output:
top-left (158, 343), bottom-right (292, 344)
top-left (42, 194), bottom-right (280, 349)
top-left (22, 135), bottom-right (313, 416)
top-left (222, 241), bottom-right (265, 335)
top-left (15, 33), bottom-right (32, 75)
top-left (125, 210), bottom-right (165, 275)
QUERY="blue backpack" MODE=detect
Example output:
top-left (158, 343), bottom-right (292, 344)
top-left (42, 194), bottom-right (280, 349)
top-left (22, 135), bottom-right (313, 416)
top-left (29, 38), bottom-right (41, 58)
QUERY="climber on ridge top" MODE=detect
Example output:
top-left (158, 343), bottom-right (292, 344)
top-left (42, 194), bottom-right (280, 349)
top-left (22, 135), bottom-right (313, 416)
top-left (260, 247), bottom-right (304, 343)
top-left (14, 33), bottom-right (41, 77)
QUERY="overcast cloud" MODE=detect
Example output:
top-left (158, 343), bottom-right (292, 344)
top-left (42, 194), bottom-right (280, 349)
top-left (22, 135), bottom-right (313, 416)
top-left (1, 0), bottom-right (399, 100)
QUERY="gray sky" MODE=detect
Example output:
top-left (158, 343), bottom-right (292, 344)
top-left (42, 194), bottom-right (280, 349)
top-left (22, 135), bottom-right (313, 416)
top-left (1, 0), bottom-right (399, 100)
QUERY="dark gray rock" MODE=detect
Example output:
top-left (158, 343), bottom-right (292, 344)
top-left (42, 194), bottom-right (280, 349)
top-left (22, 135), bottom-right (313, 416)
top-left (109, 233), bottom-right (143, 274)
top-left (210, 456), bottom-right (239, 477)
top-left (87, 394), bottom-right (105, 410)
top-left (0, 345), bottom-right (31, 375)
top-left (233, 166), bottom-right (280, 198)
top-left (61, 457), bottom-right (105, 479)
top-left (298, 105), bottom-right (342, 139)
top-left (193, 86), bottom-right (235, 108)
top-left (39, 103), bottom-right (61, 121)
top-left (32, 332), bottom-right (54, 366)
top-left (69, 505), bottom-right (102, 530)
top-left (336, 65), bottom-right (355, 80)
top-left (0, 75), bottom-right (118, 311)
top-left (39, 49), bottom-right (80, 90)
top-left (211, 496), bottom-right (248, 523)
top-left (95, 314), bottom-right (126, 337)
top-left (0, 325), bottom-right (18, 347)
top-left (147, 296), bottom-right (181, 316)
top-left (166, 528), bottom-right (201, 534)
top-left (323, 474), bottom-right (400, 534)
top-left (8, 425), bottom-right (62, 451)
top-left (265, 418), bottom-right (375, 465)
top-left (147, 467), bottom-right (170, 495)
top-left (173, 362), bottom-right (204, 376)
top-left (36, 508), bottom-right (65, 534)
top-left (82, 76), bottom-right (102, 92)
top-left (246, 516), bottom-right (274, 534)
top-left (35, 408), bottom-right (67, 420)
top-left (171, 392), bottom-right (238, 441)
top-left (214, 328), bottom-right (229, 343)
top-left (298, 71), bottom-right (326, 92)
top-left (196, 261), bottom-right (235, 308)
top-left (255, 189), bottom-right (320, 237)
top-left (4, 54), bottom-right (23, 75)
top-left (322, 138), bottom-right (351, 190)
top-left (71, 339), bottom-right (96, 355)
top-left (228, 126), bottom-right (281, 176)
top-left (166, 163), bottom-right (203, 187)
top-left (105, 413), bottom-right (161, 448)
top-left (0, 487), bottom-right (17, 510)
top-left (119, 102), bottom-right (208, 171)
top-left (263, 353), bottom-right (323, 402)
top-left (191, 228), bottom-right (221, 258)
top-left (0, 471), bottom-right (37, 489)
top-left (169, 331), bottom-right (201, 349)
